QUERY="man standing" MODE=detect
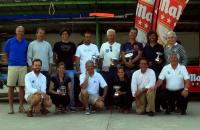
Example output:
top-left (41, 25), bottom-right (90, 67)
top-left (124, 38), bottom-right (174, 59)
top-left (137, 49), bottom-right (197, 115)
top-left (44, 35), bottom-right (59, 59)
top-left (154, 52), bottom-right (190, 115)
top-left (53, 28), bottom-right (76, 111)
top-left (75, 30), bottom-right (99, 74)
top-left (25, 59), bottom-right (52, 117)
top-left (4, 26), bottom-right (28, 114)
top-left (131, 58), bottom-right (156, 116)
top-left (27, 27), bottom-right (53, 79)
top-left (79, 60), bottom-right (108, 115)
top-left (121, 28), bottom-right (143, 78)
top-left (164, 31), bottom-right (187, 65)
top-left (99, 29), bottom-right (121, 106)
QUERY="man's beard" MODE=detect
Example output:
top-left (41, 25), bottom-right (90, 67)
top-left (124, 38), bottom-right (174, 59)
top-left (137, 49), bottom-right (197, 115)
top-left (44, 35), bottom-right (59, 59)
top-left (33, 69), bottom-right (41, 74)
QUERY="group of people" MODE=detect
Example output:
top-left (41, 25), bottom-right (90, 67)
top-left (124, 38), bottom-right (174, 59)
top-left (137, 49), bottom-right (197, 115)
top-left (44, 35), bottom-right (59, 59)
top-left (3, 25), bottom-right (189, 117)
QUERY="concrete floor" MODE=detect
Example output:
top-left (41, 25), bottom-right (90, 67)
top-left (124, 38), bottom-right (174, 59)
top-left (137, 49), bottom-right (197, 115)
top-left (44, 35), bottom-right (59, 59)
top-left (0, 102), bottom-right (200, 130)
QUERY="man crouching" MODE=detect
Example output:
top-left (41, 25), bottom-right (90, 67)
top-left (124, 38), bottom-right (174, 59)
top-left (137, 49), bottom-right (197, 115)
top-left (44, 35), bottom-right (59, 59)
top-left (79, 60), bottom-right (108, 115)
top-left (25, 59), bottom-right (52, 117)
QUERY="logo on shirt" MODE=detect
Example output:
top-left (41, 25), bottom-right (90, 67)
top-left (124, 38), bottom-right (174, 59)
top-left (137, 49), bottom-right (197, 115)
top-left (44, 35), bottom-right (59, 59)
top-left (105, 49), bottom-right (109, 53)
top-left (32, 80), bottom-right (35, 83)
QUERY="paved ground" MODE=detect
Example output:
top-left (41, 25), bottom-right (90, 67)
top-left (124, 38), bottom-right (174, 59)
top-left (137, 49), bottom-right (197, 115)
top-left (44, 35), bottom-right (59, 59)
top-left (0, 101), bottom-right (200, 130)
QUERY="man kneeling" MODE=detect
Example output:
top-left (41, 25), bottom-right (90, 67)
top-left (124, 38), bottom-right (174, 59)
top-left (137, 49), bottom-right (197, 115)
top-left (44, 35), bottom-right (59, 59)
top-left (79, 60), bottom-right (108, 115)
top-left (25, 59), bottom-right (52, 117)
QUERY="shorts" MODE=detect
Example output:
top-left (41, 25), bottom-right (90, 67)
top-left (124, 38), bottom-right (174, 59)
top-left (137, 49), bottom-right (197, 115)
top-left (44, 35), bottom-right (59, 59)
top-left (7, 66), bottom-right (27, 87)
top-left (79, 90), bottom-right (99, 105)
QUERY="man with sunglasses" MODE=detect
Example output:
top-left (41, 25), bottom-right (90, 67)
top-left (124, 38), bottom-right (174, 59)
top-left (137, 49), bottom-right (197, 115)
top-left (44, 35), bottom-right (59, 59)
top-left (99, 29), bottom-right (121, 106)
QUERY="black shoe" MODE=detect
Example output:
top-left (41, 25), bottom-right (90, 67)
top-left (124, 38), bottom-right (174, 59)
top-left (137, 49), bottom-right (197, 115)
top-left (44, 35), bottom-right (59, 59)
top-left (155, 108), bottom-right (161, 113)
top-left (165, 109), bottom-right (171, 115)
top-left (148, 111), bottom-right (154, 116)
top-left (181, 111), bottom-right (186, 115)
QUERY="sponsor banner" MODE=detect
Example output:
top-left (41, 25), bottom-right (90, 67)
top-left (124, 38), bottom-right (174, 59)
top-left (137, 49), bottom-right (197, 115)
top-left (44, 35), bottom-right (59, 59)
top-left (135, 0), bottom-right (155, 45)
top-left (156, 0), bottom-right (189, 45)
top-left (187, 66), bottom-right (200, 92)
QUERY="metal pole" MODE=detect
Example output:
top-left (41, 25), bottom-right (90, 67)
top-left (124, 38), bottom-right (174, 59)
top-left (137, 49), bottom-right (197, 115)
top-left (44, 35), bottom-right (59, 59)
top-left (96, 21), bottom-right (100, 48)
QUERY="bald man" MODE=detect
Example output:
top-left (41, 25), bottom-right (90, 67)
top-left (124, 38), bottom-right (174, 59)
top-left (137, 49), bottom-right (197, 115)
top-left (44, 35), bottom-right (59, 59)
top-left (4, 26), bottom-right (29, 114)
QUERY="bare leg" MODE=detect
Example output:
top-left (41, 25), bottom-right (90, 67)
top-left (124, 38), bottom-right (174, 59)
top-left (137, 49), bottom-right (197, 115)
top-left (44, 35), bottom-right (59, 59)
top-left (80, 89), bottom-right (89, 109)
top-left (95, 100), bottom-right (104, 110)
top-left (8, 86), bottom-right (14, 114)
top-left (18, 86), bottom-right (25, 112)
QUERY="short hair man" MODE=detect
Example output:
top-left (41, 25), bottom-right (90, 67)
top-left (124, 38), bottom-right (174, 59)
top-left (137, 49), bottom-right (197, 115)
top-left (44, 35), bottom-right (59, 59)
top-left (154, 52), bottom-right (190, 115)
top-left (131, 58), bottom-right (156, 116)
top-left (79, 60), bottom-right (108, 115)
top-left (4, 26), bottom-right (28, 114)
top-left (25, 59), bottom-right (52, 117)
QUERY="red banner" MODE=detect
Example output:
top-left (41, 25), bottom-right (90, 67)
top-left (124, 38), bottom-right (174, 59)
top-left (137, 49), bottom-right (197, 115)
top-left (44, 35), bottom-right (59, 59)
top-left (135, 0), bottom-right (155, 45)
top-left (187, 66), bottom-right (200, 93)
top-left (155, 0), bottom-right (189, 45)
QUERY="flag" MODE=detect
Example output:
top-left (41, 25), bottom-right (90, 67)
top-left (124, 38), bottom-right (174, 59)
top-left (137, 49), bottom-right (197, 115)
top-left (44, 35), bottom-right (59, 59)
top-left (155, 0), bottom-right (189, 45)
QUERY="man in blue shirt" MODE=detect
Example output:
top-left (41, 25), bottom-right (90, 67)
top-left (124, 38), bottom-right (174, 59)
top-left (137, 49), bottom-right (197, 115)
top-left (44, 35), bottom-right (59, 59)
top-left (4, 26), bottom-right (28, 114)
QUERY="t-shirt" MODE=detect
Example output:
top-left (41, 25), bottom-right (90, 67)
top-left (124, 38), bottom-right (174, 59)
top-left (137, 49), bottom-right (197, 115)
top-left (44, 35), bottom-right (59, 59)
top-left (4, 36), bottom-right (28, 66)
top-left (159, 64), bottom-right (189, 91)
top-left (53, 41), bottom-right (76, 70)
top-left (75, 43), bottom-right (99, 73)
top-left (50, 74), bottom-right (71, 95)
top-left (79, 72), bottom-right (107, 96)
top-left (99, 42), bottom-right (121, 70)
top-left (143, 43), bottom-right (164, 76)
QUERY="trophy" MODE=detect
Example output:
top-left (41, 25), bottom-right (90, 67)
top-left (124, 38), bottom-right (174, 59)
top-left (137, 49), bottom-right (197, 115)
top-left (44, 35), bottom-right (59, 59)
top-left (59, 85), bottom-right (66, 95)
top-left (155, 52), bottom-right (163, 62)
top-left (92, 55), bottom-right (99, 67)
top-left (111, 57), bottom-right (118, 66)
top-left (113, 85), bottom-right (121, 96)
top-left (125, 53), bottom-right (133, 62)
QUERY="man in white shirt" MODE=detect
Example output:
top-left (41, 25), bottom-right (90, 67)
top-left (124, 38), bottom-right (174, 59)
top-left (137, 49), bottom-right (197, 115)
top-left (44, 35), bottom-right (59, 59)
top-left (155, 52), bottom-right (190, 115)
top-left (79, 60), bottom-right (108, 115)
top-left (131, 58), bottom-right (156, 116)
top-left (75, 31), bottom-right (99, 74)
top-left (25, 59), bottom-right (52, 117)
top-left (27, 27), bottom-right (53, 78)
top-left (99, 29), bottom-right (121, 106)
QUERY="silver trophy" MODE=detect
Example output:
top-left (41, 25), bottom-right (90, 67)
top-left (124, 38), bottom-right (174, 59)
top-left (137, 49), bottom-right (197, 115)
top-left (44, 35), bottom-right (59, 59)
top-left (113, 85), bottom-right (121, 96)
top-left (155, 52), bottom-right (163, 62)
top-left (92, 55), bottom-right (99, 67)
top-left (125, 53), bottom-right (133, 62)
top-left (111, 57), bottom-right (118, 66)
top-left (60, 85), bottom-right (66, 95)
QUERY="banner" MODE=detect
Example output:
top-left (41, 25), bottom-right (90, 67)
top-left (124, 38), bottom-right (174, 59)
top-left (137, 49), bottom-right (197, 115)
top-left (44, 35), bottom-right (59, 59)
top-left (187, 66), bottom-right (200, 92)
top-left (155, 0), bottom-right (189, 45)
top-left (135, 0), bottom-right (155, 45)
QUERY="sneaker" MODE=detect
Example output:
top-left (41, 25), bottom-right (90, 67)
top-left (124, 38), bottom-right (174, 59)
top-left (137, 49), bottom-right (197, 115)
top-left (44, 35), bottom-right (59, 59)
top-left (85, 108), bottom-right (91, 115)
top-left (181, 110), bottom-right (186, 115)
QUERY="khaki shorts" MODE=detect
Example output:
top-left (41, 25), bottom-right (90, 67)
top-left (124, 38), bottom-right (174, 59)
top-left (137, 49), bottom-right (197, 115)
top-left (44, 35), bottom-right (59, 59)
top-left (7, 66), bottom-right (27, 87)
top-left (79, 90), bottom-right (99, 105)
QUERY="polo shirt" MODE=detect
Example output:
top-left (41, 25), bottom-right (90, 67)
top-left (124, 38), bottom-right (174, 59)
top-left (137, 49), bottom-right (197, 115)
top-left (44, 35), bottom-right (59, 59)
top-left (79, 72), bottom-right (107, 96)
top-left (159, 64), bottom-right (189, 91)
top-left (99, 42), bottom-right (121, 70)
top-left (4, 36), bottom-right (28, 66)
